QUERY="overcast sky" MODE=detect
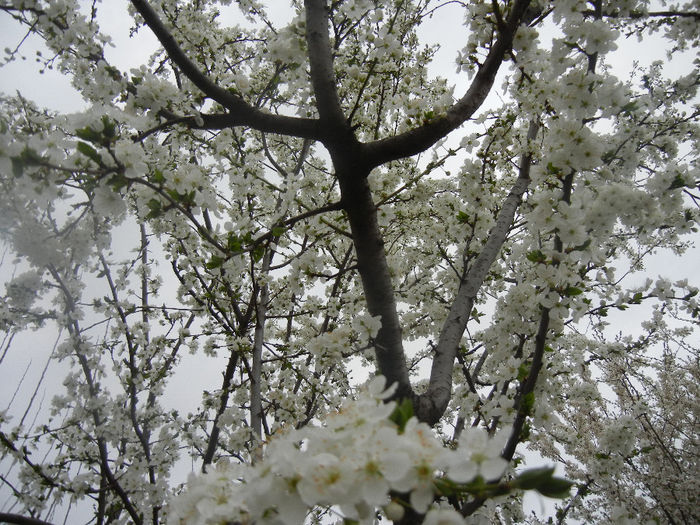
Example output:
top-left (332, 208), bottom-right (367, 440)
top-left (0, 1), bottom-right (698, 521)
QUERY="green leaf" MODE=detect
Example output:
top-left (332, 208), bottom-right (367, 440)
top-left (389, 398), bottom-right (413, 433)
top-left (77, 141), bottom-right (102, 164)
top-left (630, 292), bottom-right (643, 304)
top-left (536, 477), bottom-right (575, 499)
top-left (433, 477), bottom-right (460, 497)
top-left (271, 225), bottom-right (286, 237)
top-left (570, 239), bottom-right (591, 252)
top-left (76, 118), bottom-right (118, 147)
top-left (457, 211), bottom-right (470, 224)
top-left (151, 169), bottom-right (166, 185)
top-left (526, 250), bottom-right (546, 263)
top-left (145, 198), bottom-right (162, 220)
top-left (514, 467), bottom-right (574, 499)
top-left (76, 126), bottom-right (101, 144)
top-left (520, 420), bottom-right (531, 441)
top-left (227, 233), bottom-right (243, 252)
top-left (11, 147), bottom-right (43, 176)
top-left (185, 190), bottom-right (196, 207)
top-left (521, 391), bottom-right (535, 415)
top-left (620, 101), bottom-right (638, 114)
top-left (21, 146), bottom-right (42, 164)
top-left (546, 162), bottom-right (562, 175)
top-left (107, 174), bottom-right (128, 192)
top-left (517, 363), bottom-right (529, 382)
top-left (471, 307), bottom-right (483, 324)
top-left (252, 244), bottom-right (265, 263)
top-left (668, 174), bottom-right (689, 190)
top-left (103, 65), bottom-right (122, 81)
top-left (206, 255), bottom-right (226, 270)
top-left (562, 286), bottom-right (583, 296)
top-left (101, 115), bottom-right (117, 140)
top-left (165, 189), bottom-right (196, 208)
top-left (515, 467), bottom-right (556, 490)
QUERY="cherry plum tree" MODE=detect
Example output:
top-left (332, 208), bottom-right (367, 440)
top-left (0, 1), bottom-right (698, 524)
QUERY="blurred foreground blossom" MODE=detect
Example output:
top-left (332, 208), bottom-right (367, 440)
top-left (168, 376), bottom-right (508, 524)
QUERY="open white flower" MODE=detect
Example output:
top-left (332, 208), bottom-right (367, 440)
top-left (451, 428), bottom-right (508, 482)
top-left (167, 377), bottom-right (511, 523)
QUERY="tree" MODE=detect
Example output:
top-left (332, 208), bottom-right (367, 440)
top-left (0, 0), bottom-right (698, 523)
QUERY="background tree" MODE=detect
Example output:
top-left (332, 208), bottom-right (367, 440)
top-left (0, 0), bottom-right (698, 524)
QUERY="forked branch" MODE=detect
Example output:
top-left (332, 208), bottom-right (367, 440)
top-left (129, 0), bottom-right (322, 139)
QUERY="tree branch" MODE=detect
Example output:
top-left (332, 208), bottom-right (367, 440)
top-left (361, 0), bottom-right (533, 168)
top-left (337, 168), bottom-right (413, 400)
top-left (201, 348), bottom-right (240, 470)
top-left (46, 265), bottom-right (144, 525)
top-left (129, 0), bottom-right (322, 139)
top-left (501, 306), bottom-right (549, 461)
top-left (416, 121), bottom-right (539, 425)
top-left (250, 248), bottom-right (273, 459)
top-left (298, 3), bottom-right (412, 398)
top-left (304, 0), bottom-right (347, 127)
top-left (0, 514), bottom-right (56, 525)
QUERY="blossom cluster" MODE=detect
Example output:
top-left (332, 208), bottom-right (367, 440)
top-left (167, 377), bottom-right (507, 524)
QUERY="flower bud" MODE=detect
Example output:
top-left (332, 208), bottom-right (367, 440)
top-left (384, 500), bottom-right (405, 521)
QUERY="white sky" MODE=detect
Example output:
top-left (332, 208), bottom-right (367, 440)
top-left (0, 1), bottom-right (698, 522)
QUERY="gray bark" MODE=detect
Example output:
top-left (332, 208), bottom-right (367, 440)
top-left (417, 121), bottom-right (539, 424)
top-left (131, 0), bottom-right (536, 423)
